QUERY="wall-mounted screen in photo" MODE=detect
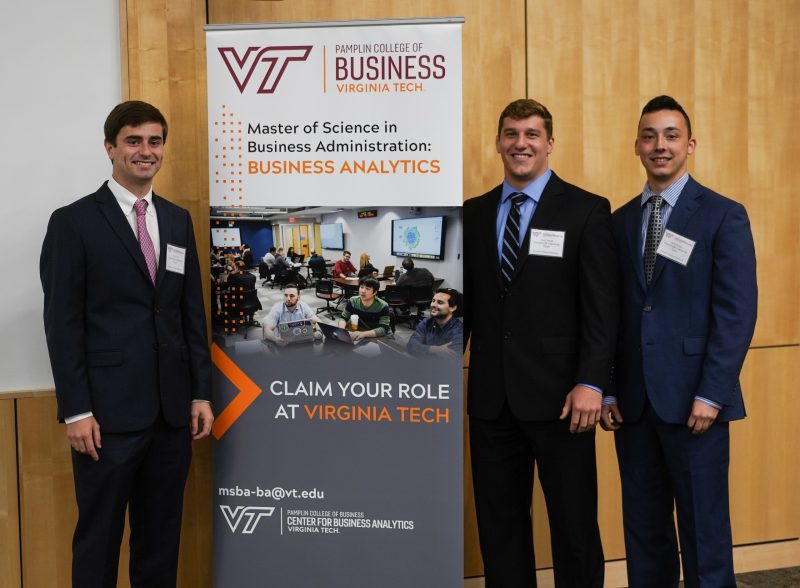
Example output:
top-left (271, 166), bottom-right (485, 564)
top-left (211, 227), bottom-right (241, 248)
top-left (320, 222), bottom-right (344, 250)
top-left (391, 216), bottom-right (446, 260)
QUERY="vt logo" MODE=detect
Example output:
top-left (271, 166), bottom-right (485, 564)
top-left (220, 505), bottom-right (276, 534)
top-left (218, 46), bottom-right (313, 94)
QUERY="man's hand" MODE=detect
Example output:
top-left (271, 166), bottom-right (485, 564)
top-left (560, 385), bottom-right (602, 433)
top-left (67, 417), bottom-right (101, 461)
top-left (686, 400), bottom-right (719, 435)
top-left (600, 403), bottom-right (623, 431)
top-left (351, 330), bottom-right (372, 343)
top-left (191, 402), bottom-right (215, 440)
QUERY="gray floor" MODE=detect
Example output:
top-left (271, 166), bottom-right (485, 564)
top-left (724, 566), bottom-right (799, 587)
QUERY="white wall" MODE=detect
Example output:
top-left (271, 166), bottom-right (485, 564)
top-left (0, 1), bottom-right (121, 391)
top-left (319, 207), bottom-right (463, 291)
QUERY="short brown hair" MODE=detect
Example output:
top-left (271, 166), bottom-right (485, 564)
top-left (497, 99), bottom-right (553, 139)
top-left (104, 101), bottom-right (168, 146)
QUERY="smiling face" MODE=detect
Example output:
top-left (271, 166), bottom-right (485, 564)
top-left (429, 292), bottom-right (456, 322)
top-left (635, 109), bottom-right (696, 192)
top-left (105, 122), bottom-right (164, 197)
top-left (496, 115), bottom-right (554, 189)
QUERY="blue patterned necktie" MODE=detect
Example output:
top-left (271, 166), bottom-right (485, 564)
top-left (501, 192), bottom-right (528, 287)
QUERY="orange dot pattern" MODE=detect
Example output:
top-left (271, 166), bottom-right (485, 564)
top-left (212, 103), bottom-right (246, 216)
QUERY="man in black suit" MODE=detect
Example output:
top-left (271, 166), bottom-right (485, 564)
top-left (464, 99), bottom-right (618, 587)
top-left (40, 101), bottom-right (214, 587)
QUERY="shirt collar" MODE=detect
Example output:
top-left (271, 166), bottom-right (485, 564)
top-left (108, 176), bottom-right (154, 216)
top-left (501, 168), bottom-right (552, 205)
top-left (640, 172), bottom-right (689, 209)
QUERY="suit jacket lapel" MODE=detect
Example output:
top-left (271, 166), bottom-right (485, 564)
top-left (153, 194), bottom-right (170, 287)
top-left (625, 197), bottom-right (647, 292)
top-left (95, 183), bottom-right (153, 285)
top-left (477, 186), bottom-right (505, 291)
top-left (649, 177), bottom-right (702, 287)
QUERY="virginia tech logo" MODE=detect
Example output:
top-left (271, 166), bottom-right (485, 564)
top-left (220, 505), bottom-right (275, 534)
top-left (218, 46), bottom-right (313, 94)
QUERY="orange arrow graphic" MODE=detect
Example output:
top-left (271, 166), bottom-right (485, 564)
top-left (211, 342), bottom-right (262, 439)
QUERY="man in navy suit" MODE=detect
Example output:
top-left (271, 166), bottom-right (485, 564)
top-left (601, 95), bottom-right (757, 587)
top-left (464, 99), bottom-right (618, 587)
top-left (40, 101), bottom-right (214, 587)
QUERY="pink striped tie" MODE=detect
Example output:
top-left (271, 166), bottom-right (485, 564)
top-left (134, 199), bottom-right (157, 284)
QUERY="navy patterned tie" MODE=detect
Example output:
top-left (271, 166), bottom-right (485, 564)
top-left (501, 192), bottom-right (528, 287)
top-left (643, 194), bottom-right (664, 285)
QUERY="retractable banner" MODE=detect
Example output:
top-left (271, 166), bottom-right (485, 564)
top-left (207, 18), bottom-right (463, 587)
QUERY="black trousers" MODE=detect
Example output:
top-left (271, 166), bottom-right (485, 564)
top-left (470, 404), bottom-right (604, 588)
top-left (71, 416), bottom-right (192, 588)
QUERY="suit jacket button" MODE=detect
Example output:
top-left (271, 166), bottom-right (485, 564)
top-left (643, 305), bottom-right (652, 312)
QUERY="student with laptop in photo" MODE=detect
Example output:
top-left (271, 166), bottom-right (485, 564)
top-left (262, 283), bottom-right (321, 346)
top-left (407, 288), bottom-right (463, 358)
top-left (337, 276), bottom-right (390, 342)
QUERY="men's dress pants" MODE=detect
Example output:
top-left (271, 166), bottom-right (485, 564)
top-left (470, 403), bottom-right (604, 588)
top-left (71, 416), bottom-right (192, 588)
top-left (615, 401), bottom-right (734, 588)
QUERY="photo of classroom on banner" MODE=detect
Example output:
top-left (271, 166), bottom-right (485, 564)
top-left (210, 205), bottom-right (463, 359)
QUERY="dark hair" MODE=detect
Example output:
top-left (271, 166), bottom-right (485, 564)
top-left (640, 95), bottom-right (692, 138)
top-left (283, 283), bottom-right (299, 292)
top-left (401, 257), bottom-right (414, 270)
top-left (269, 247), bottom-right (276, 253)
top-left (104, 101), bottom-right (168, 146)
top-left (359, 276), bottom-right (379, 293)
top-left (497, 99), bottom-right (553, 139)
top-left (436, 287), bottom-right (461, 310)
top-left (343, 250), bottom-right (351, 256)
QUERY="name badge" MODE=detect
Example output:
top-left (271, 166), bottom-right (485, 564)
top-left (166, 243), bottom-right (186, 274)
top-left (656, 229), bottom-right (695, 266)
top-left (529, 229), bottom-right (565, 258)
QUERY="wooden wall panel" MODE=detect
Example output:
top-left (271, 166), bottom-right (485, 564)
top-left (731, 346), bottom-right (800, 543)
top-left (0, 399), bottom-right (21, 588)
top-left (744, 0), bottom-right (800, 347)
top-left (17, 396), bottom-right (77, 588)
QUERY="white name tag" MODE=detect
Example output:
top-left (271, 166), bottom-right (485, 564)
top-left (656, 229), bottom-right (696, 266)
top-left (528, 229), bottom-right (565, 258)
top-left (165, 243), bottom-right (186, 274)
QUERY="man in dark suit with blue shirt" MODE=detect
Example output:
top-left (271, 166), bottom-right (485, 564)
top-left (40, 101), bottom-right (214, 588)
top-left (601, 95), bottom-right (757, 588)
top-left (464, 99), bottom-right (619, 587)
